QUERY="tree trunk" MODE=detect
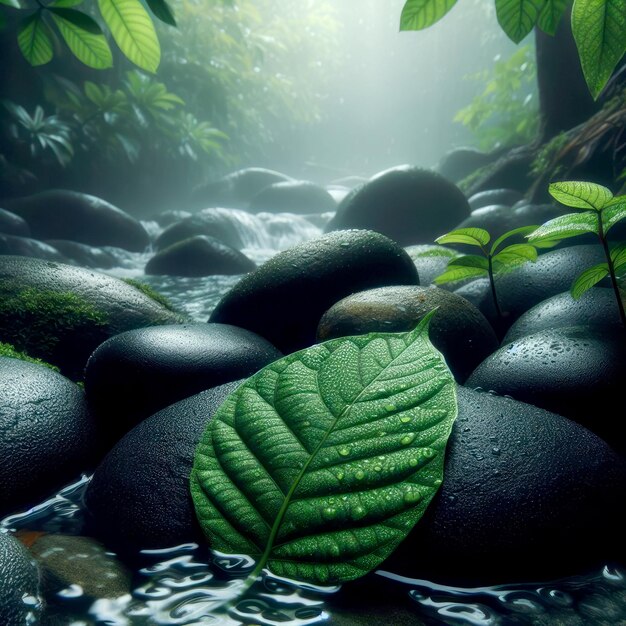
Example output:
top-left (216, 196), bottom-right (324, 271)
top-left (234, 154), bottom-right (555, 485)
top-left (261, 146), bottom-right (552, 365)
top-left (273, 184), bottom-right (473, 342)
top-left (535, 5), bottom-right (599, 142)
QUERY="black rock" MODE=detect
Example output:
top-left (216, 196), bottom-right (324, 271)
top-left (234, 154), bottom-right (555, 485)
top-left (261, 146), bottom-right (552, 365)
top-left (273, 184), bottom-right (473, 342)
top-left (0, 256), bottom-right (183, 379)
top-left (0, 532), bottom-right (42, 626)
top-left (317, 286), bottom-right (498, 383)
top-left (247, 180), bottom-right (337, 214)
top-left (504, 288), bottom-right (624, 343)
top-left (85, 323), bottom-right (281, 442)
top-left (84, 382), bottom-right (241, 557)
top-left (382, 386), bottom-right (626, 584)
top-left (45, 240), bottom-right (120, 269)
top-left (145, 235), bottom-right (256, 277)
top-left (326, 166), bottom-right (470, 246)
top-left (468, 188), bottom-right (524, 210)
top-left (154, 209), bottom-right (192, 228)
top-left (155, 208), bottom-right (254, 251)
top-left (209, 230), bottom-right (419, 353)
top-left (437, 147), bottom-right (499, 183)
top-left (0, 358), bottom-right (98, 515)
top-left (4, 190), bottom-right (149, 252)
top-left (404, 245), bottom-right (460, 289)
top-left (0, 208), bottom-right (30, 237)
top-left (466, 326), bottom-right (626, 451)
top-left (190, 168), bottom-right (293, 210)
top-left (454, 244), bottom-right (607, 330)
top-left (0, 233), bottom-right (66, 262)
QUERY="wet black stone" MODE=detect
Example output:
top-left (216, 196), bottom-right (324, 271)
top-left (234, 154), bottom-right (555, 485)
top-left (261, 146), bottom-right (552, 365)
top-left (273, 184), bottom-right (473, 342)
top-left (4, 190), bottom-right (149, 252)
top-left (437, 147), bottom-right (499, 183)
top-left (468, 188), bottom-right (524, 210)
top-left (454, 244), bottom-right (607, 330)
top-left (0, 533), bottom-right (41, 626)
top-left (84, 381), bottom-right (241, 557)
top-left (326, 166), bottom-right (470, 246)
top-left (317, 286), bottom-right (498, 383)
top-left (209, 229), bottom-right (419, 354)
top-left (146, 235), bottom-right (256, 277)
top-left (0, 358), bottom-right (98, 516)
top-left (0, 256), bottom-right (183, 379)
top-left (0, 208), bottom-right (30, 237)
top-left (0, 233), bottom-right (66, 262)
top-left (85, 323), bottom-right (281, 442)
top-left (466, 326), bottom-right (626, 451)
top-left (404, 244), bottom-right (461, 289)
top-left (155, 209), bottom-right (252, 251)
top-left (44, 240), bottom-right (120, 269)
top-left (154, 209), bottom-right (192, 227)
top-left (383, 386), bottom-right (626, 584)
top-left (247, 180), bottom-right (337, 214)
top-left (504, 288), bottom-right (624, 343)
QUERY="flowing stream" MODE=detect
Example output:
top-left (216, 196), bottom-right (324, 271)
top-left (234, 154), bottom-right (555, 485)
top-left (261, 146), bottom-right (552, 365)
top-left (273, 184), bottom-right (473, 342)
top-left (2, 208), bottom-right (625, 626)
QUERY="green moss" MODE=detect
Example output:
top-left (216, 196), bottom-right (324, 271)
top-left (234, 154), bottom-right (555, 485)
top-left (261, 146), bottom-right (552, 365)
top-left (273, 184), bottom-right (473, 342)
top-left (457, 162), bottom-right (497, 195)
top-left (0, 286), bottom-right (108, 361)
top-left (530, 132), bottom-right (569, 178)
top-left (0, 341), bottom-right (60, 372)
top-left (122, 278), bottom-right (178, 312)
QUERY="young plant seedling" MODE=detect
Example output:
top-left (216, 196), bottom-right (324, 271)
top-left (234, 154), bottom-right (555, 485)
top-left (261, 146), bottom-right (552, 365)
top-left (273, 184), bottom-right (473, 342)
top-left (527, 181), bottom-right (626, 331)
top-left (433, 226), bottom-right (540, 320)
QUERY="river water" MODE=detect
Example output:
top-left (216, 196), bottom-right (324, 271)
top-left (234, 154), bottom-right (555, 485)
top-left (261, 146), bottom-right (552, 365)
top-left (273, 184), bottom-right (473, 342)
top-left (2, 209), bottom-right (625, 625)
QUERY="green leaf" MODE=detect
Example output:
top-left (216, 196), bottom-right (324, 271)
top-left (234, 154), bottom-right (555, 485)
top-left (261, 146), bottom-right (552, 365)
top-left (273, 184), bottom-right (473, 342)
top-left (549, 180), bottom-right (614, 210)
top-left (610, 242), bottom-right (626, 271)
top-left (572, 0), bottom-right (626, 100)
top-left (490, 225), bottom-right (540, 255)
top-left (145, 0), bottom-right (175, 26)
top-left (570, 263), bottom-right (609, 299)
top-left (433, 265), bottom-right (487, 284)
top-left (527, 211), bottom-right (599, 243)
top-left (602, 198), bottom-right (626, 235)
top-left (0, 0), bottom-right (21, 9)
top-left (493, 243), bottom-right (538, 266)
top-left (537, 0), bottom-right (568, 34)
top-left (191, 316), bottom-right (457, 585)
top-left (17, 13), bottom-right (53, 66)
top-left (448, 254), bottom-right (489, 270)
top-left (399, 0), bottom-right (458, 31)
top-left (495, 0), bottom-right (546, 43)
top-left (49, 0), bottom-right (84, 7)
top-left (50, 8), bottom-right (113, 69)
top-left (98, 0), bottom-right (160, 72)
top-left (435, 228), bottom-right (490, 248)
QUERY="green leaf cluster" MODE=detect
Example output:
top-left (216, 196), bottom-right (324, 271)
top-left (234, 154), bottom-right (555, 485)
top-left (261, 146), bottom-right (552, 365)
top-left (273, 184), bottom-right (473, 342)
top-left (191, 314), bottom-right (457, 587)
top-left (2, 0), bottom-right (174, 71)
top-left (399, 0), bottom-right (626, 99)
top-left (528, 181), bottom-right (626, 306)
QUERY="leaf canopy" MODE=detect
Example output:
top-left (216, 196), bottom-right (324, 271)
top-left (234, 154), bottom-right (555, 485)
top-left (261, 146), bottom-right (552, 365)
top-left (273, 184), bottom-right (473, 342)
top-left (572, 0), bottom-right (626, 99)
top-left (399, 0), bottom-right (458, 31)
top-left (549, 180), bottom-right (614, 211)
top-left (191, 316), bottom-right (457, 585)
top-left (570, 263), bottom-right (609, 299)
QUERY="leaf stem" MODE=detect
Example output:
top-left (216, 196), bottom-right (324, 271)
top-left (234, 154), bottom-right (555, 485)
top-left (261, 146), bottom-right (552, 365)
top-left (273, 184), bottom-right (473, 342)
top-left (598, 217), bottom-right (626, 332)
top-left (487, 253), bottom-right (503, 320)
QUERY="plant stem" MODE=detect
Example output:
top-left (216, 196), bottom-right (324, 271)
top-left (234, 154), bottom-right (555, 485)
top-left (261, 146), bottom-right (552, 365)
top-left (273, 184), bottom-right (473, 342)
top-left (599, 223), bottom-right (626, 332)
top-left (487, 254), bottom-right (503, 320)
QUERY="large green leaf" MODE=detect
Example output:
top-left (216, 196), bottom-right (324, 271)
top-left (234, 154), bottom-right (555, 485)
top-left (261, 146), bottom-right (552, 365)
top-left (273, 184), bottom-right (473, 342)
top-left (399, 0), bottom-right (458, 31)
top-left (495, 0), bottom-right (546, 43)
top-left (571, 263), bottom-right (609, 299)
top-left (435, 227), bottom-right (490, 248)
top-left (549, 180), bottom-right (614, 210)
top-left (191, 316), bottom-right (457, 585)
top-left (537, 0), bottom-right (568, 34)
top-left (490, 225), bottom-right (540, 255)
top-left (493, 243), bottom-right (538, 266)
top-left (447, 254), bottom-right (489, 270)
top-left (434, 265), bottom-right (487, 284)
top-left (98, 0), bottom-right (160, 72)
top-left (602, 198), bottom-right (626, 235)
top-left (572, 0), bottom-right (626, 100)
top-left (17, 13), bottom-right (53, 66)
top-left (610, 242), bottom-right (626, 272)
top-left (527, 211), bottom-right (599, 243)
top-left (50, 8), bottom-right (113, 69)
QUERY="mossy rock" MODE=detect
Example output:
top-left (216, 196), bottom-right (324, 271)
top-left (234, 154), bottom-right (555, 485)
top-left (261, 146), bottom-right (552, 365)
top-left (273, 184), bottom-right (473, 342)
top-left (0, 256), bottom-right (185, 379)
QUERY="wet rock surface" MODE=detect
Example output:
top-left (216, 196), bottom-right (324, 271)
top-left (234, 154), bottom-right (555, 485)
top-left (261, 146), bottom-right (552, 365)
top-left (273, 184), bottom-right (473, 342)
top-left (326, 166), bottom-right (470, 246)
top-left (247, 180), bottom-right (337, 214)
top-left (467, 188), bottom-right (523, 210)
top-left (0, 208), bottom-right (30, 237)
top-left (85, 323), bottom-right (281, 442)
top-left (0, 358), bottom-right (97, 516)
top-left (209, 229), bottom-right (419, 353)
top-left (317, 285), bottom-right (498, 382)
top-left (0, 233), bottom-right (66, 262)
top-left (44, 240), bottom-right (121, 269)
